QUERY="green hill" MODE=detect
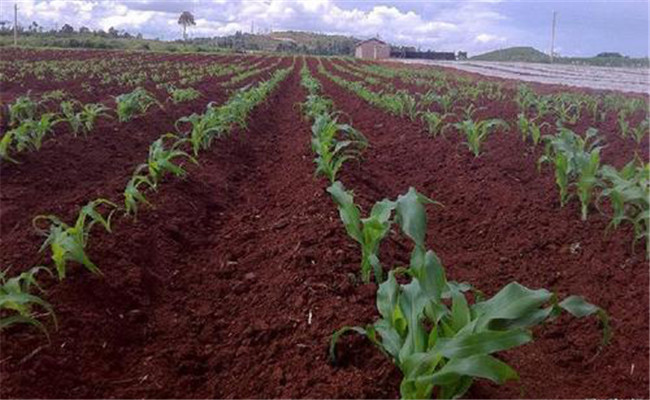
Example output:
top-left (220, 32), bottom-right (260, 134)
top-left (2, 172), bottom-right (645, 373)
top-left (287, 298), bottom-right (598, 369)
top-left (471, 47), bottom-right (549, 62)
top-left (470, 46), bottom-right (648, 67)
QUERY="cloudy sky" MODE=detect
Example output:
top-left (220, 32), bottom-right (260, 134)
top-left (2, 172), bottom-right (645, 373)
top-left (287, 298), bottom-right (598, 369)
top-left (3, 0), bottom-right (648, 57)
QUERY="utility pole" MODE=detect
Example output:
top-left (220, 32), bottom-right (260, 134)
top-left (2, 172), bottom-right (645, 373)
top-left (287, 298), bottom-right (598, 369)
top-left (13, 3), bottom-right (18, 46)
top-left (550, 10), bottom-right (557, 63)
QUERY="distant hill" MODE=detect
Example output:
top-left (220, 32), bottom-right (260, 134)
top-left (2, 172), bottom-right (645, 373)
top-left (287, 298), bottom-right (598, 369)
top-left (471, 47), bottom-right (549, 62)
top-left (470, 46), bottom-right (648, 67)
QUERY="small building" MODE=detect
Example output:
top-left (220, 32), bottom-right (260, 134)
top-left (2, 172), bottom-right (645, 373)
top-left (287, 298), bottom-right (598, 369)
top-left (354, 38), bottom-right (390, 60)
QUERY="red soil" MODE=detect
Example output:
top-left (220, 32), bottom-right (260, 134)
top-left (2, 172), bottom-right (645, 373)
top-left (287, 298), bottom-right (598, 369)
top-left (0, 50), bottom-right (648, 399)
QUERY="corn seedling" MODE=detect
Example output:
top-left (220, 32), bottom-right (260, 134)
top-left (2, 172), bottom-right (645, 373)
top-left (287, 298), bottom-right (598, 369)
top-left (454, 118), bottom-right (508, 157)
top-left (311, 113), bottom-right (367, 183)
top-left (168, 86), bottom-right (201, 104)
top-left (143, 134), bottom-right (197, 187)
top-left (461, 104), bottom-right (484, 121)
top-left (33, 199), bottom-right (117, 280)
top-left (617, 110), bottom-right (630, 138)
top-left (555, 100), bottom-right (581, 125)
top-left (327, 181), bottom-right (438, 283)
top-left (420, 112), bottom-right (452, 137)
top-left (0, 266), bottom-right (55, 338)
top-left (124, 166), bottom-right (156, 218)
top-left (432, 92), bottom-right (456, 114)
top-left (40, 89), bottom-right (68, 103)
top-left (518, 113), bottom-right (549, 146)
top-left (175, 112), bottom-right (225, 156)
top-left (531, 97), bottom-right (552, 119)
top-left (539, 127), bottom-right (603, 218)
top-left (115, 87), bottom-right (160, 122)
top-left (79, 103), bottom-right (111, 133)
top-left (8, 93), bottom-right (38, 127)
top-left (599, 159), bottom-right (649, 256)
top-left (2, 113), bottom-right (60, 162)
top-left (515, 84), bottom-right (535, 113)
top-left (301, 94), bottom-right (334, 121)
top-left (60, 100), bottom-right (83, 136)
top-left (330, 186), bottom-right (610, 399)
top-left (631, 118), bottom-right (649, 144)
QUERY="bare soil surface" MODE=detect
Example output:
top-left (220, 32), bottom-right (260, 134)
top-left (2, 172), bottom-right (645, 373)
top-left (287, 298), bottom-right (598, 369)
top-left (0, 51), bottom-right (647, 399)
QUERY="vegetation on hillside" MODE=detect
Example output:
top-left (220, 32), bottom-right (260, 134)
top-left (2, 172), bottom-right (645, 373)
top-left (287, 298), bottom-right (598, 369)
top-left (471, 46), bottom-right (649, 67)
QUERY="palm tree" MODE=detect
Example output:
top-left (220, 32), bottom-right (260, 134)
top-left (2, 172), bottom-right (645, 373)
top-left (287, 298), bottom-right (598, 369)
top-left (178, 11), bottom-right (195, 41)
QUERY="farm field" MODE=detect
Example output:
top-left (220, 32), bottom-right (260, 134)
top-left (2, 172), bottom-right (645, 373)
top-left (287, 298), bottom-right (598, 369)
top-left (1, 48), bottom-right (649, 399)
top-left (395, 59), bottom-right (650, 94)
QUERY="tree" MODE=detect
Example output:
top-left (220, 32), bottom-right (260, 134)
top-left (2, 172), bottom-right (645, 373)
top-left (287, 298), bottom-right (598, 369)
top-left (60, 24), bottom-right (74, 34)
top-left (79, 26), bottom-right (90, 34)
top-left (178, 11), bottom-right (195, 41)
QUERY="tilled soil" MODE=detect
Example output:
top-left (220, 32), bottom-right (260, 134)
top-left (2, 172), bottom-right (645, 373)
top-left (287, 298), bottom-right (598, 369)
top-left (0, 52), bottom-right (648, 399)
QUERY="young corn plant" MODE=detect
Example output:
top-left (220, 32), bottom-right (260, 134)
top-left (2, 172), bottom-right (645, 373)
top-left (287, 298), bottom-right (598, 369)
top-left (515, 84), bottom-right (535, 114)
top-left (0, 266), bottom-right (56, 338)
top-left (420, 112), bottom-right (452, 137)
top-left (617, 110), bottom-right (630, 138)
top-left (79, 103), bottom-right (111, 133)
top-left (554, 100), bottom-right (581, 125)
top-left (327, 181), bottom-right (438, 283)
top-left (539, 127), bottom-right (603, 219)
top-left (517, 113), bottom-right (548, 146)
top-left (168, 86), bottom-right (201, 104)
top-left (395, 91), bottom-right (418, 121)
top-left (33, 199), bottom-right (117, 280)
top-left (175, 112), bottom-right (225, 156)
top-left (8, 93), bottom-right (38, 127)
top-left (1, 114), bottom-right (60, 162)
top-left (454, 118), bottom-right (508, 157)
top-left (461, 104), bottom-right (484, 121)
top-left (311, 113), bottom-right (367, 183)
top-left (631, 118), bottom-right (649, 144)
top-left (599, 159), bottom-right (649, 256)
top-left (60, 100), bottom-right (83, 136)
top-left (142, 134), bottom-right (197, 187)
top-left (115, 87), bottom-right (161, 122)
top-left (432, 92), bottom-right (456, 115)
top-left (123, 166), bottom-right (156, 218)
top-left (330, 187), bottom-right (610, 399)
top-left (301, 94), bottom-right (334, 121)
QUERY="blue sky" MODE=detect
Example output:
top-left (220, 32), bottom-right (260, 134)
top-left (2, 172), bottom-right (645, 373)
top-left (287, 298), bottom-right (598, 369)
top-left (3, 0), bottom-right (648, 57)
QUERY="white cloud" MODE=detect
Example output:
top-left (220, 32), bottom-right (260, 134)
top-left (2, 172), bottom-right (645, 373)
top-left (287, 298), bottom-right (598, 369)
top-left (475, 33), bottom-right (506, 43)
top-left (3, 0), bottom-right (526, 54)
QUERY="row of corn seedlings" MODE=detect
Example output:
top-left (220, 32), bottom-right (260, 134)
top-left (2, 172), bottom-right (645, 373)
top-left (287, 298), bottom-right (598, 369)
top-left (1, 65), bottom-right (294, 340)
top-left (1, 51), bottom-right (253, 92)
top-left (339, 59), bottom-right (648, 146)
top-left (319, 60), bottom-right (510, 157)
top-left (321, 60), bottom-right (649, 255)
top-left (537, 125), bottom-right (649, 255)
top-left (2, 84), bottom-right (205, 162)
top-left (301, 62), bottom-right (611, 399)
top-left (300, 62), bottom-right (368, 183)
